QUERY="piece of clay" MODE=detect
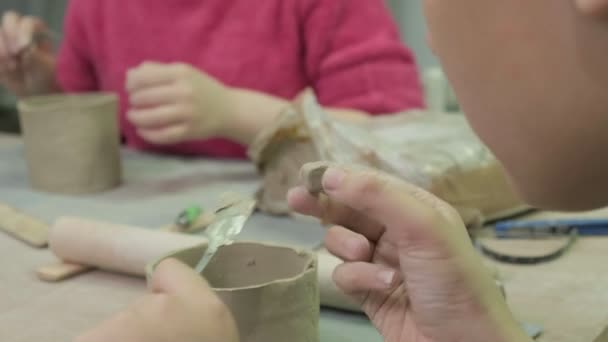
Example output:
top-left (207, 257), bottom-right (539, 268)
top-left (148, 242), bottom-right (320, 342)
top-left (18, 93), bottom-right (122, 194)
top-left (0, 203), bottom-right (48, 247)
top-left (299, 161), bottom-right (329, 195)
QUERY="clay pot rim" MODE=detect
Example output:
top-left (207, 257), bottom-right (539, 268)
top-left (212, 241), bottom-right (317, 291)
top-left (147, 241), bottom-right (317, 291)
top-left (17, 92), bottom-right (117, 113)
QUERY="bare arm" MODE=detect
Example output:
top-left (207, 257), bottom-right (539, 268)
top-left (224, 87), bottom-right (370, 145)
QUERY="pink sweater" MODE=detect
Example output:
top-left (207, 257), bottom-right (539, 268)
top-left (57, 0), bottom-right (424, 158)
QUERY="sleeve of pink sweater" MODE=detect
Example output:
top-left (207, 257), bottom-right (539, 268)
top-left (55, 0), bottom-right (98, 92)
top-left (299, 0), bottom-right (424, 114)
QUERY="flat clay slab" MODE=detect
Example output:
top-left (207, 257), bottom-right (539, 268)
top-left (147, 242), bottom-right (320, 342)
top-left (18, 93), bottom-right (122, 195)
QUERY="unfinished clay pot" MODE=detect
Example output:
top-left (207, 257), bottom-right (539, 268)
top-left (147, 242), bottom-right (319, 342)
top-left (18, 93), bottom-right (121, 194)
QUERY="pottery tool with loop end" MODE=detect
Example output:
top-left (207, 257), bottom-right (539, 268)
top-left (194, 198), bottom-right (256, 274)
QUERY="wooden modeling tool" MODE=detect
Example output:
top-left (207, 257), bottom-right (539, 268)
top-left (0, 203), bottom-right (49, 248)
top-left (194, 198), bottom-right (256, 273)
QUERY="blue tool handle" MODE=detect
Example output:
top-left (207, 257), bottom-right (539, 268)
top-left (495, 218), bottom-right (608, 237)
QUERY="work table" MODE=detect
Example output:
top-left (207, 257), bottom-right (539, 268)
top-left (0, 133), bottom-right (606, 341)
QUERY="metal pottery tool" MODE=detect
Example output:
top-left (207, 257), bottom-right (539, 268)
top-left (194, 198), bottom-right (256, 274)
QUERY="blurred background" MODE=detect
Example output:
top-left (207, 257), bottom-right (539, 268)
top-left (0, 0), bottom-right (454, 133)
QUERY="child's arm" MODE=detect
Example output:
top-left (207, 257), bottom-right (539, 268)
top-left (125, 0), bottom-right (424, 147)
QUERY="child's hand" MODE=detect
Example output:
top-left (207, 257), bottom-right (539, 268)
top-left (288, 165), bottom-right (531, 342)
top-left (126, 62), bottom-right (237, 145)
top-left (0, 11), bottom-right (55, 96)
top-left (75, 259), bottom-right (239, 342)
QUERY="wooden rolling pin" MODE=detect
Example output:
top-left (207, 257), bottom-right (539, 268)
top-left (38, 217), bottom-right (206, 280)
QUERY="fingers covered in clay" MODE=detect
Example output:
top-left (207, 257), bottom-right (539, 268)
top-left (287, 186), bottom-right (384, 239)
top-left (293, 164), bottom-right (464, 244)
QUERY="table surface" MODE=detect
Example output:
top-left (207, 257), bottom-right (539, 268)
top-left (1, 133), bottom-right (607, 342)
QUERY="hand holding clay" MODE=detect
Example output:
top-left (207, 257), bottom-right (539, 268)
top-left (76, 259), bottom-right (239, 342)
top-left (288, 165), bottom-right (531, 342)
top-left (126, 62), bottom-right (237, 145)
top-left (0, 11), bottom-right (56, 96)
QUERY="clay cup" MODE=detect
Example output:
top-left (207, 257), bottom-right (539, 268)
top-left (147, 242), bottom-right (320, 342)
top-left (18, 93), bottom-right (121, 194)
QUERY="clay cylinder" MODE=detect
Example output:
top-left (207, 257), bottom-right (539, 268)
top-left (18, 93), bottom-right (121, 194)
top-left (148, 242), bottom-right (320, 342)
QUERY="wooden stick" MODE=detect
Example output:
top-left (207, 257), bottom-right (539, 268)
top-left (0, 203), bottom-right (49, 248)
top-left (36, 262), bottom-right (93, 282)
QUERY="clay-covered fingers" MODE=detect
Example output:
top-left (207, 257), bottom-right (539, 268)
top-left (333, 262), bottom-right (398, 295)
top-left (315, 165), bottom-right (464, 244)
top-left (0, 11), bottom-right (19, 71)
top-left (16, 15), bottom-right (44, 52)
top-left (287, 186), bottom-right (385, 241)
top-left (1, 12), bottom-right (43, 55)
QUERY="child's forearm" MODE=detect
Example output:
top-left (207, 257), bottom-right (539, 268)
top-left (223, 87), bottom-right (369, 146)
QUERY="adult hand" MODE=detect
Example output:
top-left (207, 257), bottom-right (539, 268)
top-left (76, 259), bottom-right (239, 342)
top-left (288, 164), bottom-right (530, 342)
top-left (126, 62), bottom-right (237, 145)
top-left (0, 11), bottom-right (55, 96)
